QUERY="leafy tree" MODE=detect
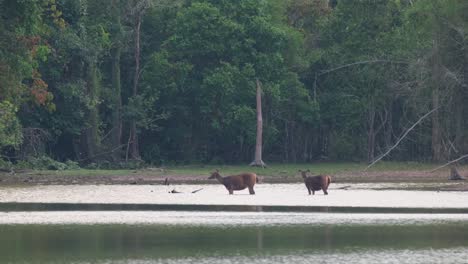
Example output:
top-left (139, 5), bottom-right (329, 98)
top-left (0, 101), bottom-right (22, 148)
top-left (0, 0), bottom-right (54, 153)
top-left (401, 0), bottom-right (468, 161)
top-left (2, 0), bottom-right (466, 166)
top-left (317, 0), bottom-right (409, 162)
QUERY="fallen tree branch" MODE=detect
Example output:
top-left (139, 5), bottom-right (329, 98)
top-left (191, 188), bottom-right (204, 193)
top-left (168, 188), bottom-right (204, 194)
top-left (430, 154), bottom-right (468, 172)
top-left (366, 107), bottom-right (439, 170)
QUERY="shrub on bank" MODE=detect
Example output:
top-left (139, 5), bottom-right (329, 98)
top-left (15, 156), bottom-right (67, 170)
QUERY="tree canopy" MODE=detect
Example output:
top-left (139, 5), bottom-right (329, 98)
top-left (1, 0), bottom-right (467, 167)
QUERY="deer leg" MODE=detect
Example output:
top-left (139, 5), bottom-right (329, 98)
top-left (323, 188), bottom-right (328, 195)
top-left (307, 187), bottom-right (311, 195)
top-left (225, 185), bottom-right (234, 195)
top-left (248, 186), bottom-right (255, 195)
top-left (312, 190), bottom-right (315, 195)
top-left (322, 178), bottom-right (329, 195)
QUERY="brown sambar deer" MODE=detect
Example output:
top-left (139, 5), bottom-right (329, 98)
top-left (208, 169), bottom-right (258, 195)
top-left (299, 169), bottom-right (331, 195)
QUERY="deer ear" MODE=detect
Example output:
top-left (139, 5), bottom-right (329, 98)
top-left (216, 169), bottom-right (219, 173)
top-left (307, 169), bottom-right (310, 172)
top-left (298, 169), bottom-right (302, 172)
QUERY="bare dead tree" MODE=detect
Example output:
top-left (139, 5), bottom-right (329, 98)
top-left (250, 78), bottom-right (266, 167)
top-left (127, 0), bottom-right (150, 161)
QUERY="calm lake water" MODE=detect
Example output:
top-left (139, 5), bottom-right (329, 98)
top-left (1, 214), bottom-right (468, 264)
top-left (1, 183), bottom-right (468, 263)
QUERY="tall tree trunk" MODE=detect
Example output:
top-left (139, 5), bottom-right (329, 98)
top-left (250, 78), bottom-right (266, 167)
top-left (129, 14), bottom-right (141, 160)
top-left (86, 61), bottom-right (100, 160)
top-left (302, 128), bottom-right (308, 161)
top-left (462, 52), bottom-right (468, 154)
top-left (110, 0), bottom-right (122, 161)
top-left (367, 98), bottom-right (376, 163)
top-left (384, 102), bottom-right (393, 149)
top-left (290, 121), bottom-right (296, 163)
top-left (431, 34), bottom-right (443, 162)
top-left (431, 77), bottom-right (443, 162)
top-left (454, 86), bottom-right (464, 157)
top-left (284, 121), bottom-right (289, 161)
top-left (456, 51), bottom-right (468, 155)
top-left (111, 46), bottom-right (122, 160)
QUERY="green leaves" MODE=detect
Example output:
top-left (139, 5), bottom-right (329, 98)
top-left (5, 0), bottom-right (465, 164)
top-left (0, 101), bottom-right (23, 148)
top-left (168, 2), bottom-right (243, 63)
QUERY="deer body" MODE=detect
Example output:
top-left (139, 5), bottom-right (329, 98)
top-left (299, 169), bottom-right (331, 195)
top-left (209, 171), bottom-right (257, 195)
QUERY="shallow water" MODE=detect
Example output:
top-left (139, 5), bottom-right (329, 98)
top-left (1, 183), bottom-right (467, 208)
top-left (1, 222), bottom-right (467, 264)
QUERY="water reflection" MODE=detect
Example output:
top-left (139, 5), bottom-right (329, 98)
top-left (1, 223), bottom-right (467, 263)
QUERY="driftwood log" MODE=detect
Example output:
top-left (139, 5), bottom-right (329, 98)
top-left (168, 188), bottom-right (204, 194)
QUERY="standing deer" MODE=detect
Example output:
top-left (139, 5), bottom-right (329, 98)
top-left (208, 169), bottom-right (258, 195)
top-left (299, 169), bottom-right (331, 195)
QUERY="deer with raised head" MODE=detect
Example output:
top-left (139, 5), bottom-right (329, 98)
top-left (298, 169), bottom-right (331, 195)
top-left (208, 169), bottom-right (258, 195)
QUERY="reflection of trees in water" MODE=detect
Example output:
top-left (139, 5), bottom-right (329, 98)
top-left (256, 206), bottom-right (264, 252)
top-left (257, 228), bottom-right (263, 252)
top-left (324, 225), bottom-right (333, 250)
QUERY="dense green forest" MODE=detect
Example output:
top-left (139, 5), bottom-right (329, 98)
top-left (0, 0), bottom-right (467, 168)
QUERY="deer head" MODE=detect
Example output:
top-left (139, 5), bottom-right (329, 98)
top-left (298, 169), bottom-right (311, 179)
top-left (208, 169), bottom-right (221, 179)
